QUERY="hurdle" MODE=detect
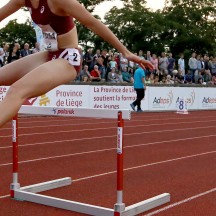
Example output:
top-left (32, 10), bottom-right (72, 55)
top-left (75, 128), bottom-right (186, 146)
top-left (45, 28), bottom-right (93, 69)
top-left (10, 106), bottom-right (170, 216)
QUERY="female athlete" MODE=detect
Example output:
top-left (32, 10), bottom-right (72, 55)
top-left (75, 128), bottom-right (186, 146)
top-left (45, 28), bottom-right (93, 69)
top-left (0, 0), bottom-right (154, 127)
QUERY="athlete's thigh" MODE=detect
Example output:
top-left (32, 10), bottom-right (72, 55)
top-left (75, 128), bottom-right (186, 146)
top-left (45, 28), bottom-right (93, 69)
top-left (0, 51), bottom-right (48, 86)
top-left (13, 58), bottom-right (77, 98)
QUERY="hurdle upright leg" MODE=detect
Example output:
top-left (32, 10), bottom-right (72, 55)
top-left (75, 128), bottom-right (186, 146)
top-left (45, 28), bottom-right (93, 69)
top-left (114, 111), bottom-right (126, 215)
top-left (10, 115), bottom-right (20, 198)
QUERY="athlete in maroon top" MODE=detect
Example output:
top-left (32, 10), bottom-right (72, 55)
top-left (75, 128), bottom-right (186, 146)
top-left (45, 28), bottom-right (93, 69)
top-left (25, 0), bottom-right (75, 35)
top-left (0, 0), bottom-right (154, 128)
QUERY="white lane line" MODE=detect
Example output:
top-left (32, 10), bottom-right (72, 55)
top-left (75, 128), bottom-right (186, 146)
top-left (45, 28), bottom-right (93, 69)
top-left (1, 122), bottom-right (216, 139)
top-left (0, 118), bottom-right (199, 130)
top-left (0, 194), bottom-right (10, 199)
top-left (1, 127), bottom-right (216, 150)
top-left (73, 150), bottom-right (216, 182)
top-left (145, 187), bottom-right (216, 216)
top-left (1, 151), bottom-right (216, 200)
top-left (2, 119), bottom-right (216, 136)
top-left (1, 114), bottom-right (216, 130)
top-left (0, 136), bottom-right (215, 169)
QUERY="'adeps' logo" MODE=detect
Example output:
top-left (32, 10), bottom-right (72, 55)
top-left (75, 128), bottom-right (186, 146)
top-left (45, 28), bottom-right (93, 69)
top-left (176, 90), bottom-right (196, 106)
top-left (202, 97), bottom-right (216, 104)
top-left (52, 108), bottom-right (75, 115)
top-left (153, 91), bottom-right (173, 107)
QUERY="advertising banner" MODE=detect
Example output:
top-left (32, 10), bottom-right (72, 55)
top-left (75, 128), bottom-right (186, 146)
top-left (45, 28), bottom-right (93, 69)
top-left (89, 85), bottom-right (149, 111)
top-left (23, 85), bottom-right (89, 108)
top-left (198, 88), bottom-right (216, 110)
top-left (1, 85), bottom-right (216, 111)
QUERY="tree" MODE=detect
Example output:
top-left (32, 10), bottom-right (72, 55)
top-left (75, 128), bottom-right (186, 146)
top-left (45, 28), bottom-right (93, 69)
top-left (104, 0), bottom-right (166, 54)
top-left (76, 0), bottom-right (112, 50)
top-left (162, 0), bottom-right (216, 56)
top-left (0, 19), bottom-right (35, 48)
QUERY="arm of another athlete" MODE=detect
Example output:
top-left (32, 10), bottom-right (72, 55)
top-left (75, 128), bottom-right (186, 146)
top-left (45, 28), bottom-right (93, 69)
top-left (52, 0), bottom-right (154, 70)
top-left (0, 0), bottom-right (25, 22)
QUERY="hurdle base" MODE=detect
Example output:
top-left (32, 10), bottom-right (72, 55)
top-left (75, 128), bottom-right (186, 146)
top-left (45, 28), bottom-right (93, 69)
top-left (13, 177), bottom-right (170, 216)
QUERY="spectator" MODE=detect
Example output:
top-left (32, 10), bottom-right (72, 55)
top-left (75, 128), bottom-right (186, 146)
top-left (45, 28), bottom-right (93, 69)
top-left (145, 75), bottom-right (151, 84)
top-left (178, 53), bottom-right (185, 76)
top-left (96, 55), bottom-right (106, 80)
top-left (146, 51), bottom-right (152, 61)
top-left (116, 70), bottom-right (123, 83)
top-left (208, 75), bottom-right (216, 85)
top-left (122, 66), bottom-right (133, 83)
top-left (151, 54), bottom-right (159, 74)
top-left (90, 65), bottom-right (101, 82)
top-left (175, 70), bottom-right (185, 84)
top-left (20, 43), bottom-right (32, 57)
top-left (107, 67), bottom-right (119, 83)
top-left (8, 46), bottom-right (19, 63)
top-left (149, 73), bottom-right (155, 84)
top-left (166, 74), bottom-right (174, 84)
top-left (184, 70), bottom-right (193, 84)
top-left (159, 52), bottom-right (169, 75)
top-left (0, 43), bottom-right (9, 66)
top-left (79, 65), bottom-right (91, 82)
top-left (109, 56), bottom-right (118, 69)
top-left (168, 52), bottom-right (175, 75)
top-left (203, 55), bottom-right (212, 82)
top-left (188, 52), bottom-right (197, 82)
top-left (101, 49), bottom-right (109, 71)
top-left (119, 53), bottom-right (128, 71)
top-left (195, 69), bottom-right (205, 84)
top-left (93, 49), bottom-right (101, 66)
top-left (8, 42), bottom-right (21, 63)
top-left (209, 57), bottom-right (216, 76)
top-left (84, 48), bottom-right (94, 71)
top-left (160, 76), bottom-right (166, 84)
top-left (154, 75), bottom-right (160, 84)
top-left (197, 77), bottom-right (205, 85)
top-left (128, 52), bottom-right (137, 69)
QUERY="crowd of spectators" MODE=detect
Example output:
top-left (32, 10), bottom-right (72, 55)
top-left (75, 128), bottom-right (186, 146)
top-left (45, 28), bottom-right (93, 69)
top-left (0, 42), bottom-right (40, 66)
top-left (78, 49), bottom-right (216, 86)
top-left (1, 42), bottom-right (215, 86)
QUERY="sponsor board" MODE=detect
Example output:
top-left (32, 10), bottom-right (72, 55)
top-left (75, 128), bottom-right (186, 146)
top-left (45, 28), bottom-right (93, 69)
top-left (0, 86), bottom-right (9, 102)
top-left (198, 88), bottom-right (216, 109)
top-left (89, 86), bottom-right (149, 111)
top-left (1, 85), bottom-right (216, 111)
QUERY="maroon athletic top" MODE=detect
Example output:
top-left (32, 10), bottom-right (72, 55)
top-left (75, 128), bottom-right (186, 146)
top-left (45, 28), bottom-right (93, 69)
top-left (25, 0), bottom-right (75, 35)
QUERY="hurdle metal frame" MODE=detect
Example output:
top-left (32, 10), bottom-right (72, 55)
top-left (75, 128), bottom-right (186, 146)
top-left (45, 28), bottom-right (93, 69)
top-left (11, 106), bottom-right (170, 216)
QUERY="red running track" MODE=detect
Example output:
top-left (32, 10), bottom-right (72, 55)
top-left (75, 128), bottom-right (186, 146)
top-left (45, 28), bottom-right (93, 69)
top-left (0, 110), bottom-right (216, 216)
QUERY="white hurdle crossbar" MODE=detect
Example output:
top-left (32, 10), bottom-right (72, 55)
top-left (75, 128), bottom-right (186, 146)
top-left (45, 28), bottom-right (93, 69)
top-left (11, 106), bottom-right (170, 216)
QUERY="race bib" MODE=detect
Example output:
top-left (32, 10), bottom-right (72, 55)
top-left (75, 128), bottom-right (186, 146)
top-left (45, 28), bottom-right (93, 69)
top-left (68, 49), bottom-right (81, 66)
top-left (38, 24), bottom-right (58, 51)
top-left (43, 31), bottom-right (58, 51)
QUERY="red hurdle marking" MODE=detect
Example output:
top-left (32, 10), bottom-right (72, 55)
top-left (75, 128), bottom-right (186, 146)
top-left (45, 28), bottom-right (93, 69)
top-left (11, 107), bottom-right (170, 216)
top-left (114, 111), bottom-right (126, 214)
top-left (10, 115), bottom-right (20, 198)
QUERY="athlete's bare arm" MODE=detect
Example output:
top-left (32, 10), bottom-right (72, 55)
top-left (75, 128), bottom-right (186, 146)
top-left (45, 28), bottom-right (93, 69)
top-left (51, 0), bottom-right (154, 70)
top-left (0, 0), bottom-right (25, 22)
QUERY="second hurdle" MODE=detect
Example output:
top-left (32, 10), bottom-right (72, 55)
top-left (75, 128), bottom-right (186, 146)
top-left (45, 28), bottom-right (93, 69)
top-left (10, 106), bottom-right (170, 216)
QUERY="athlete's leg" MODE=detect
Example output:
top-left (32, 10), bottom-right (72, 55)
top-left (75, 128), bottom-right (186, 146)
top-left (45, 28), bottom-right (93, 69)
top-left (0, 51), bottom-right (48, 85)
top-left (0, 59), bottom-right (77, 127)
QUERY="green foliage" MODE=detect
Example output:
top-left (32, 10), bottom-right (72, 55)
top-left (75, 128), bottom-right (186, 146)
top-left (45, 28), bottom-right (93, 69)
top-left (104, 0), bottom-right (216, 55)
top-left (79, 0), bottom-right (110, 12)
top-left (0, 19), bottom-right (35, 47)
top-left (162, 0), bottom-right (216, 56)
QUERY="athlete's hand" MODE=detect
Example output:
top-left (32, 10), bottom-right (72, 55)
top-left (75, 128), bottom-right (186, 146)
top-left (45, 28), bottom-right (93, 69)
top-left (124, 51), bottom-right (154, 71)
